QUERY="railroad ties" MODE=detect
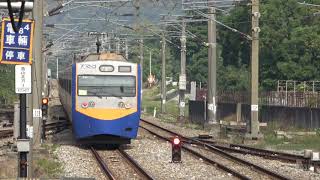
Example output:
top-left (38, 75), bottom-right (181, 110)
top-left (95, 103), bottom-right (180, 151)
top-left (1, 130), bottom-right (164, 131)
top-left (90, 146), bottom-right (154, 180)
top-left (140, 119), bottom-right (293, 180)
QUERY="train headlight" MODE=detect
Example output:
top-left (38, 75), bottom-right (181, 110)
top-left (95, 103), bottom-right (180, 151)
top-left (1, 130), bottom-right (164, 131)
top-left (118, 102), bottom-right (125, 108)
top-left (99, 65), bottom-right (114, 72)
top-left (118, 102), bottom-right (132, 109)
top-left (124, 103), bottom-right (132, 109)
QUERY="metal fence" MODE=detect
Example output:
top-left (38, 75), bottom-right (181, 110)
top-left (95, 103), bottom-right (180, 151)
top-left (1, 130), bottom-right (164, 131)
top-left (196, 90), bottom-right (320, 108)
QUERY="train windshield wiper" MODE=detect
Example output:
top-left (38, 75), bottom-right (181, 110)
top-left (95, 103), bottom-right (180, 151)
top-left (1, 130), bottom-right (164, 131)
top-left (90, 91), bottom-right (103, 99)
top-left (107, 94), bottom-right (123, 99)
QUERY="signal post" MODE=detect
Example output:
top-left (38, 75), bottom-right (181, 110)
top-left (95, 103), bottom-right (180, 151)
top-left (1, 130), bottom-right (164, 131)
top-left (178, 20), bottom-right (187, 121)
top-left (172, 136), bottom-right (182, 163)
top-left (0, 14), bottom-right (35, 177)
top-left (246, 0), bottom-right (263, 139)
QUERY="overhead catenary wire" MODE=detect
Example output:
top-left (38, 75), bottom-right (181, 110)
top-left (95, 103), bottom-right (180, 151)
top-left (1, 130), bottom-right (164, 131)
top-left (193, 8), bottom-right (252, 40)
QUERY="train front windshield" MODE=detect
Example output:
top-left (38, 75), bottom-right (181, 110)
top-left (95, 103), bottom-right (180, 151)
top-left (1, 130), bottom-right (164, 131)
top-left (78, 75), bottom-right (136, 97)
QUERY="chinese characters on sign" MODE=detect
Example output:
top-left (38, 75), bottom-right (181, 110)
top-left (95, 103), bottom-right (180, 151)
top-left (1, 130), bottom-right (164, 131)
top-left (0, 18), bottom-right (34, 64)
top-left (15, 65), bottom-right (31, 94)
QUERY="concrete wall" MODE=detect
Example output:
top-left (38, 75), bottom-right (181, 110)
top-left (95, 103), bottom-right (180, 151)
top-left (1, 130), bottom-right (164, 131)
top-left (218, 103), bottom-right (320, 129)
top-left (189, 101), bottom-right (320, 129)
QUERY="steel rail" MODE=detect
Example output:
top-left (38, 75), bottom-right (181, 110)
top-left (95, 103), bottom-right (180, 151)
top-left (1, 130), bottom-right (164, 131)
top-left (117, 148), bottom-right (154, 180)
top-left (140, 125), bottom-right (250, 180)
top-left (90, 147), bottom-right (116, 180)
top-left (141, 119), bottom-right (307, 164)
top-left (140, 119), bottom-right (293, 180)
top-left (0, 129), bottom-right (13, 138)
top-left (197, 139), bottom-right (308, 163)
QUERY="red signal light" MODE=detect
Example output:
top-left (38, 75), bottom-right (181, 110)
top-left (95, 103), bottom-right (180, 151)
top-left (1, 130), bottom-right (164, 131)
top-left (42, 98), bottom-right (49, 105)
top-left (172, 136), bottom-right (182, 163)
top-left (173, 137), bottom-right (180, 145)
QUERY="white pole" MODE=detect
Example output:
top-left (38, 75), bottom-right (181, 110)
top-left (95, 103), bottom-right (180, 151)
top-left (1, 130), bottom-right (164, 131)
top-left (149, 51), bottom-right (152, 76)
top-left (0, 2), bottom-right (34, 11)
top-left (56, 58), bottom-right (59, 79)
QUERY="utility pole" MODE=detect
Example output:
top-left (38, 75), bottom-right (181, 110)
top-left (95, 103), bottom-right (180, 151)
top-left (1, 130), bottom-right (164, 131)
top-left (43, 54), bottom-right (48, 97)
top-left (246, 0), bottom-right (263, 139)
top-left (140, 38), bottom-right (144, 81)
top-left (56, 58), bottom-right (59, 79)
top-left (32, 0), bottom-right (43, 146)
top-left (116, 37), bottom-right (120, 54)
top-left (107, 34), bottom-right (111, 52)
top-left (179, 20), bottom-right (187, 121)
top-left (125, 38), bottom-right (129, 59)
top-left (207, 7), bottom-right (217, 124)
top-left (149, 51), bottom-right (152, 76)
top-left (161, 34), bottom-right (166, 113)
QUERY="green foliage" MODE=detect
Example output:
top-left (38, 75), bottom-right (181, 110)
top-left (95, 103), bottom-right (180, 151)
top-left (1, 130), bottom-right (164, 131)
top-left (36, 158), bottom-right (62, 177)
top-left (161, 0), bottom-right (320, 91)
top-left (0, 65), bottom-right (16, 104)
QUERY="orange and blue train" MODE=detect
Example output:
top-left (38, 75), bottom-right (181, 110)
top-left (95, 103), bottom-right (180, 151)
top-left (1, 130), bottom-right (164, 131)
top-left (59, 53), bottom-right (141, 145)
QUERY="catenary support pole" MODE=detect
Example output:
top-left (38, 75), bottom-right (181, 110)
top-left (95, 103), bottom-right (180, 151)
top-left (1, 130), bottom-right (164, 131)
top-left (56, 58), bottom-right (59, 79)
top-left (140, 38), bottom-right (144, 81)
top-left (32, 0), bottom-right (43, 146)
top-left (149, 51), bottom-right (152, 76)
top-left (161, 35), bottom-right (166, 113)
top-left (246, 0), bottom-right (263, 139)
top-left (207, 7), bottom-right (217, 124)
top-left (43, 54), bottom-right (48, 97)
top-left (125, 38), bottom-right (129, 59)
top-left (179, 20), bottom-right (187, 120)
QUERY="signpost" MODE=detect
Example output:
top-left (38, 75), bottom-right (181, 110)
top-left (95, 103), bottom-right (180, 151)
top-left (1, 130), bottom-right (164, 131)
top-left (0, 17), bottom-right (34, 178)
top-left (15, 65), bottom-right (32, 93)
top-left (15, 64), bottom-right (31, 177)
top-left (0, 18), bottom-right (34, 65)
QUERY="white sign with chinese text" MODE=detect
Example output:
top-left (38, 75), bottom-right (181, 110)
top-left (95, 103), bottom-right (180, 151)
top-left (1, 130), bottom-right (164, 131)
top-left (15, 65), bottom-right (31, 94)
top-left (33, 109), bottom-right (42, 118)
top-left (251, 105), bottom-right (259, 112)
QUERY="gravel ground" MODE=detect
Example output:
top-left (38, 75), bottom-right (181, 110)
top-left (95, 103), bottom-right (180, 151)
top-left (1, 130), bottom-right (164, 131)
top-left (141, 120), bottom-right (272, 179)
top-left (230, 153), bottom-right (320, 180)
top-left (141, 117), bottom-right (320, 180)
top-left (141, 116), bottom-right (215, 138)
top-left (54, 145), bottom-right (105, 179)
top-left (185, 144), bottom-right (273, 180)
top-left (125, 128), bottom-right (237, 180)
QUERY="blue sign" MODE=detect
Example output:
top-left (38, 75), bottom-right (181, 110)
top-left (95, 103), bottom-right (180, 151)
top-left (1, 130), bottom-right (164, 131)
top-left (0, 18), bottom-right (34, 64)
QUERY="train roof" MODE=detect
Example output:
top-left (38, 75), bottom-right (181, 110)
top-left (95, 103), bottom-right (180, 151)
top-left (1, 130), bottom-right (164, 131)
top-left (79, 52), bottom-right (126, 62)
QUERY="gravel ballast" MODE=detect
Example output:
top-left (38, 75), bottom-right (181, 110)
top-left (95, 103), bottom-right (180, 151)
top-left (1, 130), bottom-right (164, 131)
top-left (54, 145), bottom-right (105, 179)
top-left (125, 128), bottom-right (236, 180)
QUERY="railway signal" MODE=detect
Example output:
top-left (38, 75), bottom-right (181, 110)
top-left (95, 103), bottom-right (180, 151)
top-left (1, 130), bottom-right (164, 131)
top-left (41, 98), bottom-right (48, 140)
top-left (172, 136), bottom-right (182, 163)
top-left (41, 98), bottom-right (49, 117)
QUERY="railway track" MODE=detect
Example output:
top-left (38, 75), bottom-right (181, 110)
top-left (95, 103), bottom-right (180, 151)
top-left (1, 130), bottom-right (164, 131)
top-left (140, 119), bottom-right (292, 180)
top-left (0, 129), bottom-right (13, 138)
top-left (90, 146), bottom-right (154, 180)
top-left (141, 119), bottom-right (307, 164)
top-left (196, 139), bottom-right (308, 164)
top-left (0, 121), bottom-right (69, 139)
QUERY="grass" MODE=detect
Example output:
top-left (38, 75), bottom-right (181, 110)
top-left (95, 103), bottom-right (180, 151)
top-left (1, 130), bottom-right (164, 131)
top-left (35, 158), bottom-right (62, 177)
top-left (251, 122), bottom-right (320, 151)
top-left (34, 143), bottom-right (62, 178)
top-left (142, 86), bottom-right (184, 118)
top-left (142, 86), bottom-right (191, 124)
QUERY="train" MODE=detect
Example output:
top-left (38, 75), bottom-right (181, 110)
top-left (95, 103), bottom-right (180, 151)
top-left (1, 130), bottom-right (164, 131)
top-left (58, 52), bottom-right (141, 145)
